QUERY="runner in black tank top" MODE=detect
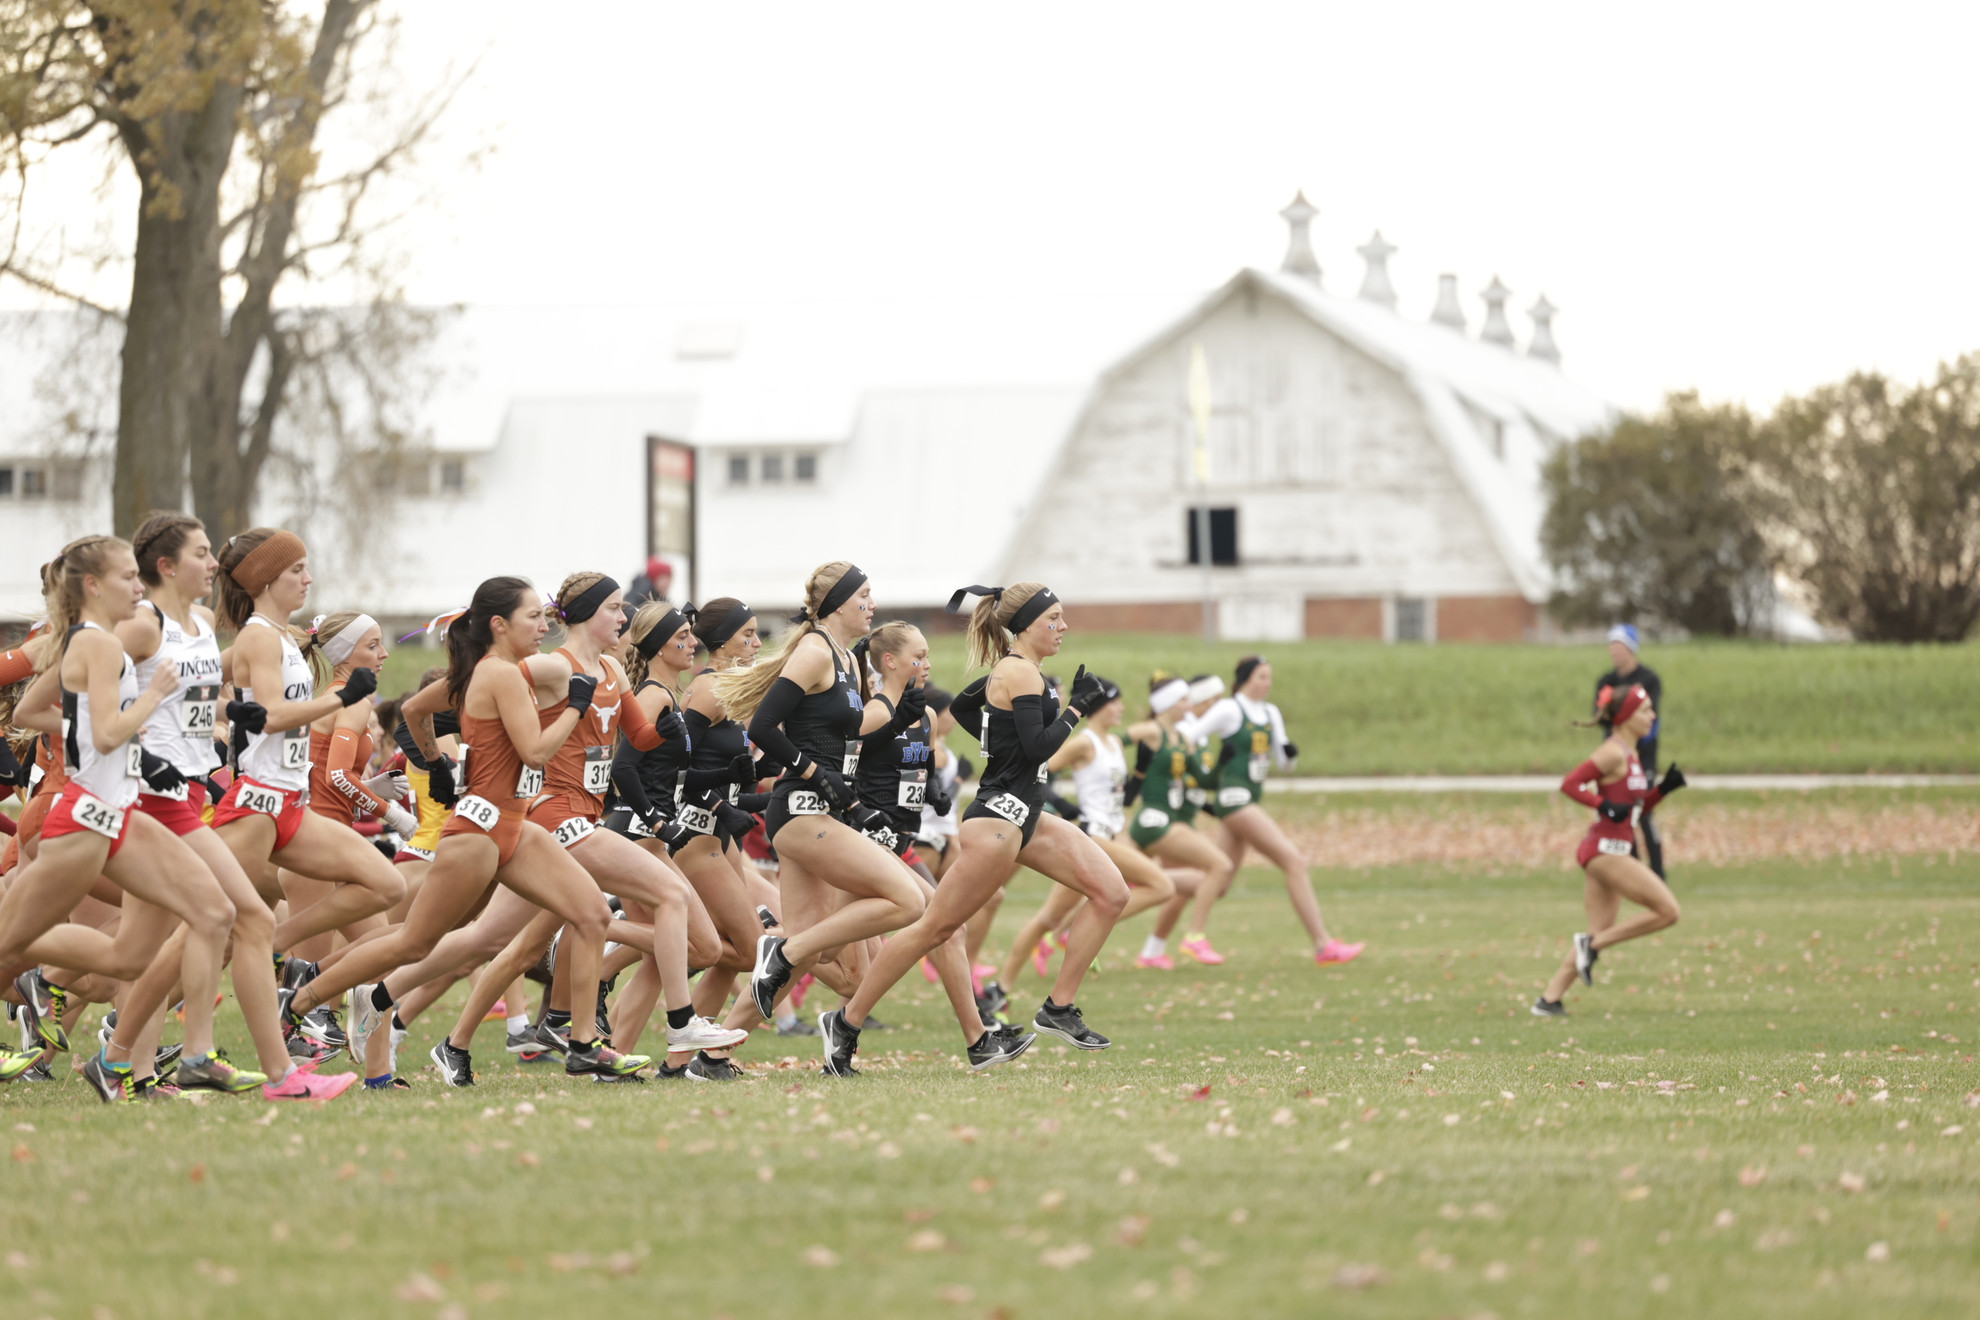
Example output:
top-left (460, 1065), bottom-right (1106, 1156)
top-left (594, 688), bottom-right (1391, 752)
top-left (680, 667), bottom-right (763, 847)
top-left (821, 582), bottom-right (1129, 1074)
top-left (853, 685), bottom-right (933, 859)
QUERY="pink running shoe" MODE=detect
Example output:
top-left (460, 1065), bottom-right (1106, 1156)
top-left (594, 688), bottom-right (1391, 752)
top-left (1031, 938), bottom-right (1056, 977)
top-left (1135, 954), bottom-right (1176, 971)
top-left (918, 957), bottom-right (940, 984)
top-left (1315, 938), bottom-right (1365, 966)
top-left (1179, 937), bottom-right (1225, 966)
top-left (789, 972), bottom-right (815, 1011)
top-left (263, 1069), bottom-right (359, 1101)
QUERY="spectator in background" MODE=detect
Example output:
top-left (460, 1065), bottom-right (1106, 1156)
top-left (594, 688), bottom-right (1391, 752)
top-left (1593, 623), bottom-right (1666, 881)
top-left (625, 558), bottom-right (672, 610)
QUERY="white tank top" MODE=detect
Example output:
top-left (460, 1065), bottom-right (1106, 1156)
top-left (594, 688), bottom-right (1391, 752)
top-left (236, 614), bottom-right (314, 791)
top-left (134, 602), bottom-right (223, 774)
top-left (1070, 727), bottom-right (1127, 838)
top-left (62, 622), bottom-right (142, 809)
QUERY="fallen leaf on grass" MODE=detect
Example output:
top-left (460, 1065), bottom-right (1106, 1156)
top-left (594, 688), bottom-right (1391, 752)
top-left (395, 1273), bottom-right (447, 1303)
top-left (1866, 1241), bottom-right (1891, 1263)
top-left (969, 1177), bottom-right (994, 1194)
top-left (10, 1145), bottom-right (31, 1163)
top-left (189, 1164), bottom-right (206, 1184)
top-left (937, 1285), bottom-right (976, 1304)
top-left (906, 1230), bottom-right (947, 1253)
top-left (1115, 1215), bottom-right (1151, 1247)
top-left (1739, 1165), bottom-right (1767, 1188)
top-left (334, 1162), bottom-right (358, 1182)
top-left (1038, 1189), bottom-right (1067, 1211)
top-left (1366, 1170), bottom-right (1386, 1186)
top-left (1755, 1228), bottom-right (1796, 1252)
top-left (1622, 1186), bottom-right (1651, 1202)
top-left (802, 1246), bottom-right (838, 1268)
top-left (951, 1125), bottom-right (979, 1143)
top-left (1838, 1171), bottom-right (1866, 1193)
top-left (1039, 1243), bottom-right (1093, 1269)
top-left (1190, 1085), bottom-right (1212, 1101)
top-left (517, 1151), bottom-right (540, 1169)
top-left (1483, 1261), bottom-right (1511, 1282)
top-left (1332, 1263), bottom-right (1387, 1290)
top-left (1713, 1210), bottom-right (1737, 1229)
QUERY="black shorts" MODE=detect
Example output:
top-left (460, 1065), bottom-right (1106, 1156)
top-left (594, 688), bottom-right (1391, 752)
top-left (963, 785), bottom-right (1044, 848)
top-left (861, 809), bottom-right (918, 857)
top-left (764, 777), bottom-right (845, 844)
top-left (601, 806), bottom-right (652, 841)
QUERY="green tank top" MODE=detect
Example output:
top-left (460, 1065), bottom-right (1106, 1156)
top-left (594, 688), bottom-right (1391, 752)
top-left (1219, 707), bottom-right (1274, 789)
top-left (1139, 726), bottom-right (1191, 815)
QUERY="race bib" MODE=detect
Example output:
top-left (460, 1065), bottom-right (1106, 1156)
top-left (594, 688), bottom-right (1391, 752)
top-left (454, 794), bottom-right (500, 831)
top-left (71, 790), bottom-right (127, 841)
top-left (867, 824), bottom-right (899, 851)
top-left (280, 728), bottom-right (308, 772)
top-left (1218, 786), bottom-right (1252, 809)
top-left (1166, 782), bottom-right (1184, 811)
top-left (1185, 785), bottom-right (1209, 807)
top-left (787, 790), bottom-right (829, 817)
top-left (1035, 762), bottom-right (1049, 784)
top-left (515, 763), bottom-right (544, 797)
top-left (1137, 807), bottom-right (1170, 831)
top-left (236, 783), bottom-right (285, 816)
top-left (1248, 753), bottom-right (1269, 782)
top-left (897, 770), bottom-right (926, 809)
top-left (125, 743), bottom-right (144, 778)
top-left (619, 810), bottom-right (653, 839)
top-left (581, 746), bottom-right (612, 795)
top-left (180, 684), bottom-right (219, 737)
top-left (1597, 836), bottom-right (1633, 857)
top-left (677, 803), bottom-right (715, 835)
top-left (841, 739), bottom-right (861, 777)
top-left (980, 792), bottom-right (1031, 826)
top-left (552, 816), bottom-right (595, 849)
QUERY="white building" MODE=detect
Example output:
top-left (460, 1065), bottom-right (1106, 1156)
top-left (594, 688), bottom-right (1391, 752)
top-left (0, 197), bottom-right (1612, 641)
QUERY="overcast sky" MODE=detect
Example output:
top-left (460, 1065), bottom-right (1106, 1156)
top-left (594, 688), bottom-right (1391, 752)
top-left (14, 2), bottom-right (1979, 413)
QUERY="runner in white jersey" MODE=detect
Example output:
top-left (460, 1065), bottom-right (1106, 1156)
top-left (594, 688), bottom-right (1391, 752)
top-left (915, 688), bottom-right (963, 873)
top-left (233, 614), bottom-right (316, 792)
top-left (132, 602), bottom-right (223, 781)
top-left (1068, 726), bottom-right (1127, 839)
top-left (0, 534), bottom-right (256, 1102)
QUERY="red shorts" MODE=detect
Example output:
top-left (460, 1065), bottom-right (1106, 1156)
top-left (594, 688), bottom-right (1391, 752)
top-left (393, 846), bottom-right (435, 864)
top-left (210, 776), bottom-right (310, 850)
top-left (1577, 827), bottom-right (1636, 869)
top-left (135, 780), bottom-right (210, 837)
top-left (39, 782), bottom-right (137, 859)
top-left (528, 794), bottom-right (599, 851)
top-left (441, 802), bottom-right (526, 867)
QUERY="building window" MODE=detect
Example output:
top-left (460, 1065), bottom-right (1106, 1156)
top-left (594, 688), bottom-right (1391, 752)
top-left (20, 467), bottom-right (46, 499)
top-left (0, 467), bottom-right (12, 497)
top-left (1394, 597), bottom-right (1430, 643)
top-left (438, 458), bottom-right (466, 495)
top-left (794, 453), bottom-right (817, 483)
top-left (727, 455), bottom-right (749, 486)
top-left (1184, 507), bottom-right (1239, 566)
top-left (761, 454), bottom-right (784, 484)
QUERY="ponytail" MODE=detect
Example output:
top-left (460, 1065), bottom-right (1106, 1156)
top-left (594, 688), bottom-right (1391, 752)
top-left (445, 576), bottom-right (533, 708)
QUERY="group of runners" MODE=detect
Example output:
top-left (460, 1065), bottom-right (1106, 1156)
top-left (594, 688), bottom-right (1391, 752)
top-left (0, 519), bottom-right (1679, 1099)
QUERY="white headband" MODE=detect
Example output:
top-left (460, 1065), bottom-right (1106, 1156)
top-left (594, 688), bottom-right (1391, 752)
top-left (1188, 676), bottom-right (1226, 705)
top-left (314, 613), bottom-right (379, 667)
top-left (1150, 679), bottom-right (1190, 714)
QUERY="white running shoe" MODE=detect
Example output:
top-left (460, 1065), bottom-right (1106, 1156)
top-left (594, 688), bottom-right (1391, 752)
top-left (1573, 933), bottom-right (1598, 986)
top-left (667, 1016), bottom-right (750, 1053)
top-left (348, 987), bottom-right (386, 1062)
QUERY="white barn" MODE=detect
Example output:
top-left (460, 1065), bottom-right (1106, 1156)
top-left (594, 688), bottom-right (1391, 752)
top-left (0, 197), bottom-right (1612, 641)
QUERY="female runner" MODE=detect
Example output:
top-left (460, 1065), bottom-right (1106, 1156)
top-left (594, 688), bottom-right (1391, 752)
top-left (1193, 656), bottom-right (1362, 966)
top-left (279, 575), bottom-right (641, 1080)
top-left (729, 564), bottom-right (931, 1053)
top-left (0, 537), bottom-right (249, 1097)
top-left (989, 677), bottom-right (1200, 992)
top-left (1119, 676), bottom-right (1237, 967)
top-left (814, 583), bottom-right (1126, 1075)
top-left (1535, 683), bottom-right (1685, 1016)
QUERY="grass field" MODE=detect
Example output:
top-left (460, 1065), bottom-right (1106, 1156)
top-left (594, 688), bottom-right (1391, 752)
top-left (372, 634), bottom-right (1980, 777)
top-left (5, 796), bottom-right (1977, 1319)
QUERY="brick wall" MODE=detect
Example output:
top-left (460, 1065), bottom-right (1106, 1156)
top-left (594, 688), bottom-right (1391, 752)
top-left (1303, 597), bottom-right (1383, 638)
top-left (1071, 601), bottom-right (1210, 633)
top-left (1435, 594), bottom-right (1538, 642)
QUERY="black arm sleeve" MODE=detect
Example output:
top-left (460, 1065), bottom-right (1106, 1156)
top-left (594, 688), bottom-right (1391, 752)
top-left (1010, 693), bottom-right (1076, 762)
top-left (678, 709), bottom-right (733, 791)
top-left (610, 739), bottom-right (656, 819)
top-left (746, 677), bottom-right (810, 769)
top-left (949, 678), bottom-right (988, 738)
top-left (393, 709), bottom-right (461, 773)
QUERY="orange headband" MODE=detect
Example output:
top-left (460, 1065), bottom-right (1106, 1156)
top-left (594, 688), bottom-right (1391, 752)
top-left (227, 531), bottom-right (307, 597)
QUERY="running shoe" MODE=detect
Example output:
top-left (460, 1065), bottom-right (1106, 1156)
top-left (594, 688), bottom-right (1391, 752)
top-left (1531, 996), bottom-right (1568, 1018)
top-left (504, 1027), bottom-right (540, 1054)
top-left (667, 1016), bottom-right (750, 1054)
top-left (279, 957), bottom-right (320, 992)
top-left (1178, 937), bottom-right (1225, 966)
top-left (14, 969), bottom-right (69, 1052)
top-left (1316, 938), bottom-right (1365, 966)
top-left (178, 1049), bottom-right (268, 1093)
top-left (656, 1060), bottom-right (695, 1081)
top-left (348, 988), bottom-right (385, 1064)
top-left (749, 934), bottom-right (791, 1019)
top-left (595, 982), bottom-right (614, 1046)
top-left (300, 1005), bottom-right (347, 1051)
top-left (263, 1068), bottom-right (359, 1101)
top-left (135, 1078), bottom-right (181, 1100)
top-left (564, 1040), bottom-right (648, 1079)
top-left (688, 1052), bottom-right (744, 1081)
top-left (363, 1074), bottom-right (414, 1090)
top-left (154, 1041), bottom-right (183, 1078)
top-left (776, 1016), bottom-right (820, 1038)
top-left (1031, 938), bottom-right (1055, 978)
top-left (525, 1018), bottom-right (570, 1057)
top-left (288, 1033), bottom-right (333, 1063)
top-left (482, 998), bottom-right (509, 1022)
top-left (1573, 932), bottom-right (1598, 986)
top-left (864, 1015), bottom-right (891, 1031)
top-left (818, 1008), bottom-right (860, 1078)
top-left (967, 1024), bottom-right (1034, 1072)
top-left (1032, 1000), bottom-right (1110, 1050)
top-left (96, 1007), bottom-right (118, 1051)
top-left (755, 904), bottom-right (778, 931)
top-left (430, 1040), bottom-right (475, 1087)
top-left (1135, 953), bottom-right (1176, 971)
top-left (20, 1059), bottom-right (53, 1083)
top-left (276, 987), bottom-right (306, 1035)
top-left (977, 980), bottom-right (1010, 1017)
top-left (82, 1053), bottom-right (135, 1103)
top-left (0, 1045), bottom-right (40, 1084)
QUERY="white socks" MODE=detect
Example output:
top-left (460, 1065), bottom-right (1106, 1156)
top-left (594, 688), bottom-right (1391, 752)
top-left (774, 1010), bottom-right (799, 1029)
top-left (1141, 935), bottom-right (1167, 959)
top-left (506, 1014), bottom-right (528, 1036)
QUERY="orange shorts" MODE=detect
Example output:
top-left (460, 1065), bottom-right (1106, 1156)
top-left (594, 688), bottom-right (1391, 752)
top-left (17, 788), bottom-right (56, 846)
top-left (441, 801), bottom-right (525, 867)
top-left (40, 783), bottom-right (136, 859)
top-left (527, 794), bottom-right (599, 851)
top-left (210, 776), bottom-right (310, 850)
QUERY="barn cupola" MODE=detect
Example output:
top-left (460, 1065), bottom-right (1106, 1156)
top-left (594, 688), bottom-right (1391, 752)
top-left (1430, 274), bottom-right (1466, 331)
top-left (1278, 191), bottom-right (1322, 283)
top-left (1479, 276), bottom-right (1516, 348)
top-left (1356, 230), bottom-right (1398, 308)
top-left (1527, 295), bottom-right (1561, 363)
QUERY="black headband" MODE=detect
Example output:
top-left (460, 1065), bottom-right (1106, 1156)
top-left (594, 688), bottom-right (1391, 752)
top-left (637, 603), bottom-right (696, 659)
top-left (560, 576), bottom-right (619, 626)
top-left (946, 584), bottom-right (1058, 637)
top-left (698, 601), bottom-right (753, 652)
top-left (790, 566), bottom-right (868, 627)
top-left (1234, 656), bottom-right (1264, 690)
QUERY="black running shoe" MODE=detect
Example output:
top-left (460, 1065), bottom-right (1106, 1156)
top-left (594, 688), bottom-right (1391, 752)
top-left (687, 1052), bottom-right (744, 1081)
top-left (82, 1053), bottom-right (135, 1104)
top-left (20, 1059), bottom-right (54, 1083)
top-left (527, 1018), bottom-right (571, 1057)
top-left (656, 1060), bottom-right (694, 1081)
top-left (301, 1005), bottom-right (347, 1051)
top-left (279, 957), bottom-right (320, 992)
top-left (564, 1040), bottom-right (648, 1079)
top-left (1573, 932), bottom-right (1598, 986)
top-left (14, 970), bottom-right (69, 1052)
top-left (819, 1009), bottom-right (860, 1077)
top-left (978, 980), bottom-right (1010, 1017)
top-left (1032, 1000), bottom-right (1110, 1050)
top-left (595, 982), bottom-right (614, 1046)
top-left (749, 934), bottom-right (791, 1019)
top-left (967, 1025), bottom-right (1034, 1071)
top-left (777, 1016), bottom-right (820, 1038)
top-left (755, 904), bottom-right (778, 931)
top-left (430, 1039), bottom-right (475, 1087)
top-left (276, 987), bottom-right (306, 1035)
top-left (1531, 996), bottom-right (1568, 1018)
top-left (154, 1041), bottom-right (182, 1077)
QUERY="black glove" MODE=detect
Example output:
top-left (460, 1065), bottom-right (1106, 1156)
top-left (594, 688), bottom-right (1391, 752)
top-left (428, 755), bottom-right (460, 808)
top-left (848, 803), bottom-right (890, 834)
top-left (729, 753), bottom-right (759, 786)
top-left (0, 739), bottom-right (20, 788)
top-left (1065, 664), bottom-right (1108, 718)
top-left (1598, 799), bottom-right (1633, 824)
top-left (1215, 740), bottom-right (1238, 769)
top-left (211, 737), bottom-right (231, 768)
top-left (925, 781), bottom-right (952, 818)
top-left (811, 765), bottom-right (853, 809)
top-left (652, 709), bottom-right (687, 743)
top-left (1657, 764), bottom-right (1686, 796)
top-left (656, 817), bottom-right (695, 854)
top-left (637, 804), bottom-right (670, 836)
top-left (1133, 740), bottom-right (1154, 774)
top-left (1282, 741), bottom-right (1299, 761)
top-left (716, 801), bottom-right (757, 837)
top-left (226, 700), bottom-right (268, 734)
top-left (566, 673), bottom-right (598, 718)
top-left (736, 791), bottom-right (770, 814)
top-left (956, 754), bottom-right (976, 782)
top-left (338, 667), bottom-right (378, 707)
top-left (891, 684), bottom-right (929, 730)
top-left (137, 749), bottom-right (187, 794)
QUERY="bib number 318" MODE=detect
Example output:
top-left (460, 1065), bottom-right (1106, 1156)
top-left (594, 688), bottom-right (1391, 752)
top-left (455, 794), bottom-right (500, 831)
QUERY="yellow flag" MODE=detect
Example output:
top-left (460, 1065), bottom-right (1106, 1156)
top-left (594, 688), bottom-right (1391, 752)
top-left (1187, 342), bottom-right (1211, 483)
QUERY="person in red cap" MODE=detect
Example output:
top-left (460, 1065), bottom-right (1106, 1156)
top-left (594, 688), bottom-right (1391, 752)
top-left (1534, 681), bottom-right (1687, 1017)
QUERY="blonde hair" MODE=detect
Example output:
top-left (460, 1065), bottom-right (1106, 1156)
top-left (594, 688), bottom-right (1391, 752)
top-left (43, 536), bottom-right (131, 651)
top-left (551, 571), bottom-right (608, 628)
top-left (863, 620), bottom-right (923, 686)
top-left (716, 561), bottom-right (865, 723)
top-left (620, 600), bottom-right (677, 691)
top-left (299, 609), bottom-right (369, 685)
top-left (964, 581), bottom-right (1049, 671)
